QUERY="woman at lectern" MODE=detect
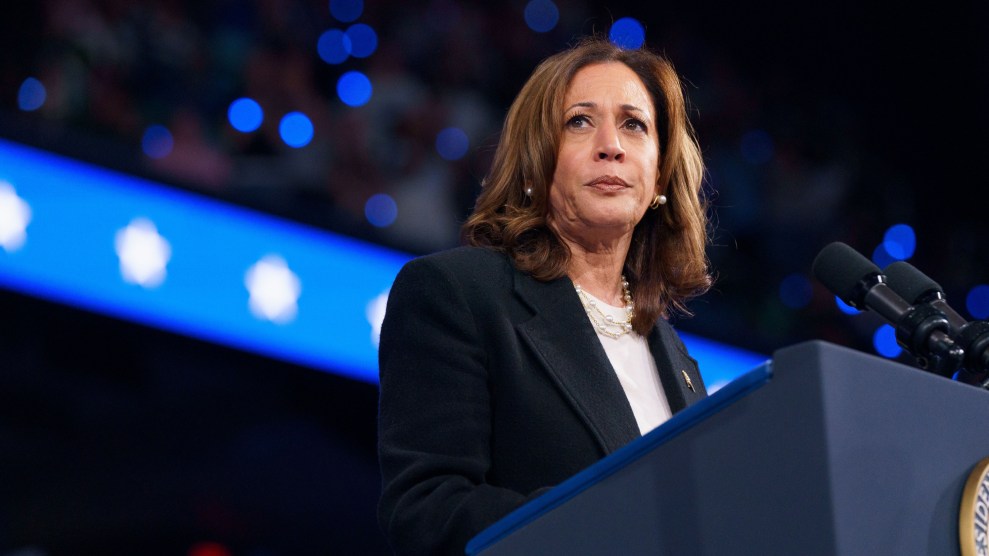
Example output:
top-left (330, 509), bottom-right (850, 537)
top-left (377, 35), bottom-right (713, 555)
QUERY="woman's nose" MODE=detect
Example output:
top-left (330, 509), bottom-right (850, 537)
top-left (595, 127), bottom-right (625, 162)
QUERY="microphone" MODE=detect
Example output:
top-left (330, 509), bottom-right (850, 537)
top-left (811, 242), bottom-right (965, 376)
top-left (883, 261), bottom-right (968, 330)
top-left (883, 260), bottom-right (989, 379)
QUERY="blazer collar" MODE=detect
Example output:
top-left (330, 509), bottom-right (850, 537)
top-left (513, 271), bottom-right (641, 455)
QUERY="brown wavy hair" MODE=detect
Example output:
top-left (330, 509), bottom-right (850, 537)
top-left (463, 36), bottom-right (713, 333)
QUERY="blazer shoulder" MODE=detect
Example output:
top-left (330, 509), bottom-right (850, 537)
top-left (398, 246), bottom-right (513, 282)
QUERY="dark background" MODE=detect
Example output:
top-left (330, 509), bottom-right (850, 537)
top-left (1, 1), bottom-right (987, 554)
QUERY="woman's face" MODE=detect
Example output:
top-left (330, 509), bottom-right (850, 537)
top-left (546, 62), bottom-right (660, 247)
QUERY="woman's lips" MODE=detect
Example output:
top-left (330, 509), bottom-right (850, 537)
top-left (585, 175), bottom-right (630, 191)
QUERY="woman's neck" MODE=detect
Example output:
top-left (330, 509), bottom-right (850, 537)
top-left (565, 242), bottom-right (629, 306)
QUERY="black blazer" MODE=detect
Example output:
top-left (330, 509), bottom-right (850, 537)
top-left (377, 246), bottom-right (707, 556)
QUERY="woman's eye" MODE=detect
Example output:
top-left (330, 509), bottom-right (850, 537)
top-left (566, 114), bottom-right (590, 128)
top-left (623, 118), bottom-right (647, 132)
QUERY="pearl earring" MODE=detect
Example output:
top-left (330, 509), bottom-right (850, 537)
top-left (650, 193), bottom-right (667, 209)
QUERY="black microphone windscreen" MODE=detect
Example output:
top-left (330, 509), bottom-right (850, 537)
top-left (883, 261), bottom-right (943, 304)
top-left (812, 241), bottom-right (882, 304)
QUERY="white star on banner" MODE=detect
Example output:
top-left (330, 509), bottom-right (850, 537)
top-left (366, 289), bottom-right (389, 347)
top-left (244, 254), bottom-right (301, 324)
top-left (0, 180), bottom-right (32, 252)
top-left (114, 217), bottom-right (171, 288)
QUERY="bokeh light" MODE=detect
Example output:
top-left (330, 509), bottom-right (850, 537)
top-left (330, 0), bottom-right (363, 22)
top-left (365, 193), bottom-right (398, 227)
top-left (142, 125), bottom-right (174, 159)
top-left (227, 98), bottom-right (263, 133)
top-left (279, 112), bottom-right (314, 148)
top-left (337, 71), bottom-right (373, 107)
top-left (873, 324), bottom-right (902, 358)
top-left (966, 284), bottom-right (989, 319)
top-left (188, 541), bottom-right (231, 556)
top-left (435, 127), bottom-right (469, 161)
top-left (609, 17), bottom-right (645, 49)
top-left (882, 223), bottom-right (916, 260)
top-left (740, 129), bottom-right (774, 165)
top-left (524, 0), bottom-right (560, 33)
top-left (779, 273), bottom-right (813, 309)
top-left (317, 29), bottom-right (352, 64)
top-left (345, 23), bottom-right (377, 58)
top-left (17, 77), bottom-right (46, 111)
top-left (836, 295), bottom-right (859, 315)
top-left (871, 243), bottom-right (895, 270)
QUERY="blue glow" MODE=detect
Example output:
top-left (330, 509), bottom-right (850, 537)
top-left (317, 29), bottom-right (351, 64)
top-left (279, 112), bottom-right (314, 148)
top-left (337, 71), bottom-right (372, 107)
top-left (435, 127), bottom-right (469, 161)
top-left (524, 0), bottom-right (559, 33)
top-left (882, 223), bottom-right (915, 260)
top-left (873, 324), bottom-right (902, 358)
top-left (0, 137), bottom-right (775, 388)
top-left (680, 331), bottom-right (768, 393)
top-left (227, 98), bottom-right (264, 133)
top-left (365, 194), bottom-right (398, 227)
top-left (142, 125), bottom-right (174, 159)
top-left (329, 0), bottom-right (363, 22)
top-left (0, 137), bottom-right (410, 383)
top-left (740, 129), bottom-right (774, 165)
top-left (836, 295), bottom-right (859, 315)
top-left (609, 17), bottom-right (645, 49)
top-left (966, 284), bottom-right (989, 319)
top-left (345, 24), bottom-right (377, 58)
top-left (779, 273), bottom-right (812, 309)
top-left (18, 77), bottom-right (46, 111)
top-left (871, 243), bottom-right (895, 270)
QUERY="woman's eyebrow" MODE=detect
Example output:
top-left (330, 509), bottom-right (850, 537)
top-left (564, 101), bottom-right (648, 116)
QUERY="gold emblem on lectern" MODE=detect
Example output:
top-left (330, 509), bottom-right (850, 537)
top-left (959, 456), bottom-right (989, 556)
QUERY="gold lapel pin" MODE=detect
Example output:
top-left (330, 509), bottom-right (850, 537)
top-left (681, 370), bottom-right (695, 392)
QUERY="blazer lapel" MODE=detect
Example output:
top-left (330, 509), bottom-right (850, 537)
top-left (649, 322), bottom-right (707, 412)
top-left (513, 272), bottom-right (641, 455)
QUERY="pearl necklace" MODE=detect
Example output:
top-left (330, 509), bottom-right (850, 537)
top-left (574, 275), bottom-right (634, 339)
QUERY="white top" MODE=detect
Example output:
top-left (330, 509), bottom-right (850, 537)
top-left (580, 289), bottom-right (672, 435)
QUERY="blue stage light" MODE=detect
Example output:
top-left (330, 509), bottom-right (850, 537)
top-left (337, 71), bottom-right (372, 107)
top-left (279, 112), bottom-right (314, 148)
top-left (873, 324), bottom-right (902, 358)
top-left (345, 24), bottom-right (377, 58)
top-left (967, 284), bottom-right (989, 319)
top-left (435, 127), bottom-right (469, 161)
top-left (882, 223), bottom-right (915, 260)
top-left (142, 125), bottom-right (174, 159)
top-left (329, 0), bottom-right (363, 22)
top-left (18, 77), bottom-right (46, 112)
top-left (779, 272), bottom-right (812, 309)
top-left (317, 29), bottom-right (351, 64)
top-left (678, 332), bottom-right (768, 392)
top-left (0, 137), bottom-right (409, 383)
top-left (524, 0), bottom-right (559, 33)
top-left (835, 295), bottom-right (859, 315)
top-left (365, 194), bottom-right (398, 227)
top-left (871, 243), bottom-right (895, 270)
top-left (609, 17), bottom-right (645, 49)
top-left (228, 98), bottom-right (264, 133)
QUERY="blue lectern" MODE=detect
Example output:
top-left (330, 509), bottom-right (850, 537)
top-left (466, 341), bottom-right (989, 555)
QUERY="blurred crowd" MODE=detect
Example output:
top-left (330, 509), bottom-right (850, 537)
top-left (3, 0), bottom-right (987, 356)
